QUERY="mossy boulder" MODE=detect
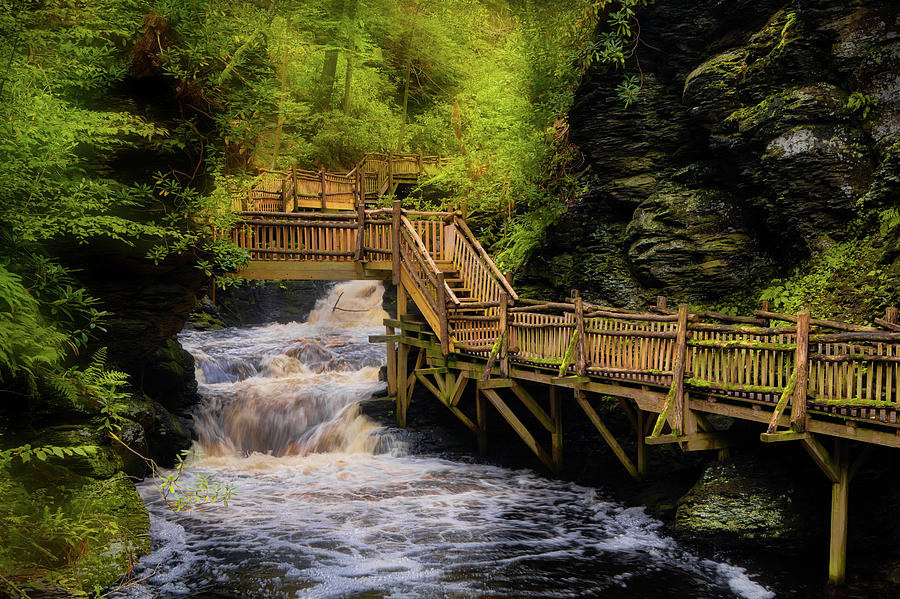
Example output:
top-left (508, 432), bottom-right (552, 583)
top-left (142, 338), bottom-right (198, 414)
top-left (675, 461), bottom-right (807, 549)
top-left (0, 459), bottom-right (150, 597)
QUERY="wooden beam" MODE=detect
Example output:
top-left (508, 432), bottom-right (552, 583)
top-left (792, 310), bottom-right (810, 432)
top-left (760, 431), bottom-right (808, 443)
top-left (415, 371), bottom-right (443, 401)
top-left (672, 304), bottom-right (689, 435)
top-left (477, 378), bottom-right (513, 389)
top-left (829, 440), bottom-right (850, 584)
top-left (575, 389), bottom-right (640, 480)
top-left (550, 386), bottom-right (563, 474)
top-left (449, 371), bottom-right (468, 407)
top-left (801, 434), bottom-right (840, 483)
top-left (482, 388), bottom-right (555, 471)
top-left (396, 282), bottom-right (409, 427)
top-left (509, 381), bottom-right (554, 432)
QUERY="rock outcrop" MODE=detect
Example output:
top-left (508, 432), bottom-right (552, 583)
top-left (524, 0), bottom-right (899, 308)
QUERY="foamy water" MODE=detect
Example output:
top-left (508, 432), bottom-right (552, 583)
top-left (114, 282), bottom-right (775, 599)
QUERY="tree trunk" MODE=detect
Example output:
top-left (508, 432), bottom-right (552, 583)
top-left (317, 0), bottom-right (345, 110)
top-left (341, 0), bottom-right (359, 114)
top-left (271, 12), bottom-right (291, 168)
top-left (397, 58), bottom-right (411, 151)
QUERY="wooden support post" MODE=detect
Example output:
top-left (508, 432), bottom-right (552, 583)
top-left (760, 300), bottom-right (771, 327)
top-left (388, 152), bottom-right (395, 193)
top-left (281, 173), bottom-right (289, 211)
top-left (499, 291), bottom-right (509, 378)
top-left (291, 166), bottom-right (298, 212)
top-left (792, 310), bottom-right (810, 432)
top-left (417, 151), bottom-right (423, 174)
top-left (672, 304), bottom-right (690, 436)
top-left (437, 271), bottom-right (449, 356)
top-left (636, 408), bottom-right (647, 478)
top-left (886, 307), bottom-right (898, 325)
top-left (320, 169), bottom-right (327, 210)
top-left (550, 386), bottom-right (563, 474)
top-left (391, 199), bottom-right (401, 285)
top-left (575, 389), bottom-right (640, 480)
top-left (396, 282), bottom-right (409, 427)
top-left (355, 202), bottom-right (365, 261)
top-left (476, 390), bottom-right (488, 454)
top-left (829, 440), bottom-right (850, 584)
top-left (386, 323), bottom-right (397, 398)
top-left (573, 290), bottom-right (586, 377)
top-left (656, 295), bottom-right (667, 310)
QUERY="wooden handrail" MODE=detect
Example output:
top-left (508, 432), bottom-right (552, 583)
top-left (453, 215), bottom-right (518, 301)
top-left (399, 215), bottom-right (460, 305)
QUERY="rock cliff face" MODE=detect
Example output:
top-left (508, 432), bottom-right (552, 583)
top-left (524, 0), bottom-right (899, 309)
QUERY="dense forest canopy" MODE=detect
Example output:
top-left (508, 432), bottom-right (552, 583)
top-left (0, 0), bottom-right (636, 594)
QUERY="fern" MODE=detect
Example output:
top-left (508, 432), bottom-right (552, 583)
top-left (880, 208), bottom-right (900, 236)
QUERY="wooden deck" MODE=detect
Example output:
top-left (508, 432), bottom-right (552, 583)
top-left (228, 194), bottom-right (900, 585)
top-left (234, 152), bottom-right (448, 212)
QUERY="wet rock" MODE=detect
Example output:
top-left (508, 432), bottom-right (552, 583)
top-left (211, 280), bottom-right (333, 326)
top-left (141, 338), bottom-right (199, 414)
top-left (148, 401), bottom-right (192, 467)
top-left (526, 0), bottom-right (900, 306)
top-left (675, 461), bottom-right (808, 549)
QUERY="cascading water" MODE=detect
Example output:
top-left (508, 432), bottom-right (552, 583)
top-left (115, 282), bottom-right (776, 599)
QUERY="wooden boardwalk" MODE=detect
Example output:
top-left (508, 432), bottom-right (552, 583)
top-left (229, 161), bottom-right (900, 584)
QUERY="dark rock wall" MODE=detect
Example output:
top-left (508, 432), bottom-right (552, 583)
top-left (523, 0), bottom-right (898, 308)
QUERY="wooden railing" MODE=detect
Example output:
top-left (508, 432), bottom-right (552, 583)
top-left (229, 206), bottom-right (900, 429)
top-left (236, 152), bottom-right (450, 212)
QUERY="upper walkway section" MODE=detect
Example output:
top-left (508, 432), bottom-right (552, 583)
top-left (233, 152), bottom-right (449, 213)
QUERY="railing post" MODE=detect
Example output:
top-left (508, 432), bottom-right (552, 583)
top-left (291, 166), bottom-right (298, 212)
top-left (391, 199), bottom-right (401, 285)
top-left (573, 290), bottom-right (586, 377)
top-left (320, 169), bottom-right (327, 210)
top-left (417, 150), bottom-right (423, 174)
top-left (438, 271), bottom-right (449, 356)
top-left (499, 291), bottom-right (509, 377)
top-left (672, 304), bottom-right (689, 436)
top-left (791, 310), bottom-right (810, 432)
top-left (886, 306), bottom-right (899, 325)
top-left (281, 173), bottom-right (288, 211)
top-left (760, 300), bottom-right (771, 327)
top-left (656, 295), bottom-right (667, 311)
top-left (388, 152), bottom-right (395, 192)
top-left (355, 202), bottom-right (365, 262)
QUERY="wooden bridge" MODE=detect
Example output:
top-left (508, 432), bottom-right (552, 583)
top-left (229, 163), bottom-right (900, 585)
top-left (233, 152), bottom-right (448, 213)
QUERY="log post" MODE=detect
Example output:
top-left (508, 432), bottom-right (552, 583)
top-left (656, 295), bottom-right (667, 310)
top-left (550, 385), bottom-right (563, 474)
top-left (476, 389), bottom-right (488, 454)
top-left (573, 290), bottom-right (586, 377)
top-left (396, 282), bottom-right (409, 427)
top-left (355, 202), bottom-right (365, 261)
top-left (791, 310), bottom-right (810, 432)
top-left (438, 271), bottom-right (449, 356)
top-left (636, 408), bottom-right (647, 478)
top-left (886, 306), bottom-right (899, 325)
top-left (499, 291), bottom-right (509, 377)
top-left (417, 150), bottom-right (423, 174)
top-left (386, 322), bottom-right (397, 398)
top-left (291, 166), bottom-right (298, 212)
top-left (829, 440), bottom-right (850, 584)
top-left (672, 304), bottom-right (690, 436)
top-left (281, 173), bottom-right (289, 211)
top-left (391, 199), bottom-right (401, 285)
top-left (760, 300), bottom-right (771, 327)
top-left (388, 152), bottom-right (395, 193)
top-left (320, 169), bottom-right (327, 210)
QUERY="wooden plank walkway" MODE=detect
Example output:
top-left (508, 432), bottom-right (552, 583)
top-left (228, 174), bottom-right (900, 585)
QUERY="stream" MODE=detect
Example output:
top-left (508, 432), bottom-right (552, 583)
top-left (114, 282), bottom-right (776, 599)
